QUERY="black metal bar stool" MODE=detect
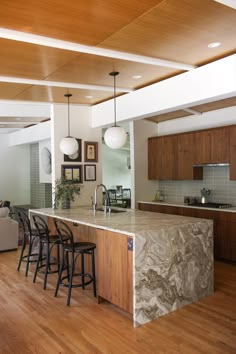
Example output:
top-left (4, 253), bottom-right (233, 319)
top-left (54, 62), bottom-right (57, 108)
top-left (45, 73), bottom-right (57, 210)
top-left (54, 219), bottom-right (96, 306)
top-left (32, 215), bottom-right (61, 290)
top-left (17, 211), bottom-right (40, 277)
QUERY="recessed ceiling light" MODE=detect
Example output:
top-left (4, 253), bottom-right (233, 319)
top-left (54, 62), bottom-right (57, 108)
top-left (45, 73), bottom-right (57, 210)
top-left (132, 75), bottom-right (142, 79)
top-left (16, 117), bottom-right (22, 120)
top-left (85, 95), bottom-right (93, 99)
top-left (208, 42), bottom-right (221, 48)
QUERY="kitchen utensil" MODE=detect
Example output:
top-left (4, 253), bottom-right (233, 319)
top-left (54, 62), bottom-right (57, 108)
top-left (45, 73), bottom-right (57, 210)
top-left (200, 188), bottom-right (211, 204)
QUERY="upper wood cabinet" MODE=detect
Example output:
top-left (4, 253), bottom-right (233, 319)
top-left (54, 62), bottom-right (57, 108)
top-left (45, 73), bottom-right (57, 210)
top-left (148, 125), bottom-right (233, 181)
top-left (194, 127), bottom-right (229, 164)
top-left (229, 125), bottom-right (236, 180)
top-left (148, 132), bottom-right (202, 180)
top-left (148, 135), bottom-right (177, 180)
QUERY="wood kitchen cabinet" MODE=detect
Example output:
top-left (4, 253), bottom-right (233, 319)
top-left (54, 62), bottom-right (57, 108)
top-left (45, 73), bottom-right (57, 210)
top-left (148, 135), bottom-right (177, 180)
top-left (148, 125), bottom-right (234, 181)
top-left (96, 229), bottom-right (133, 314)
top-left (177, 132), bottom-right (203, 180)
top-left (138, 203), bottom-right (236, 262)
top-left (229, 125), bottom-right (236, 180)
top-left (194, 127), bottom-right (229, 164)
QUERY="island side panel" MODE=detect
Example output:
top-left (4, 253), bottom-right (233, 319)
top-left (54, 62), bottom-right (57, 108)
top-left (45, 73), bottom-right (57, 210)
top-left (96, 229), bottom-right (133, 314)
top-left (134, 220), bottom-right (214, 326)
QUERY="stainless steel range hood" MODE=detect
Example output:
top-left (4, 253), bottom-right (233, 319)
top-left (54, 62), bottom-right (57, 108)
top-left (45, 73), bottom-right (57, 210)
top-left (193, 163), bottom-right (229, 167)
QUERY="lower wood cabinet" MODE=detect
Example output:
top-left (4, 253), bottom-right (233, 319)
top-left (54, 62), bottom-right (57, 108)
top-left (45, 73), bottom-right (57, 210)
top-left (138, 203), bottom-right (236, 262)
top-left (96, 229), bottom-right (133, 314)
top-left (48, 217), bottom-right (133, 313)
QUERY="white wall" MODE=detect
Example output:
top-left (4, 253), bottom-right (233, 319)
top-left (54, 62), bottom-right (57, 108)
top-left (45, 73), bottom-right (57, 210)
top-left (51, 104), bottom-right (102, 207)
top-left (132, 120), bottom-right (159, 207)
top-left (0, 135), bottom-right (30, 205)
top-left (102, 143), bottom-right (131, 189)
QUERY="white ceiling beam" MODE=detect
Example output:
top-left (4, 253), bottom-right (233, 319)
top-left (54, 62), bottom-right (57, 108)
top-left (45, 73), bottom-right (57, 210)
top-left (92, 55), bottom-right (236, 127)
top-left (0, 28), bottom-right (195, 71)
top-left (213, 0), bottom-right (236, 9)
top-left (0, 75), bottom-right (132, 93)
top-left (0, 121), bottom-right (40, 125)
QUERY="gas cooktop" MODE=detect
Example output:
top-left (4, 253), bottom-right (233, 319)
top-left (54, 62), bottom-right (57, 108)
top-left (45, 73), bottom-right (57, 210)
top-left (189, 202), bottom-right (232, 209)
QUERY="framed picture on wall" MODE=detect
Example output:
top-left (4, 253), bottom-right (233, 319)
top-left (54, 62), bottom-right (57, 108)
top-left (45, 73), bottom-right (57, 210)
top-left (84, 164), bottom-right (96, 181)
top-left (84, 141), bottom-right (98, 162)
top-left (64, 139), bottom-right (82, 162)
top-left (61, 164), bottom-right (83, 183)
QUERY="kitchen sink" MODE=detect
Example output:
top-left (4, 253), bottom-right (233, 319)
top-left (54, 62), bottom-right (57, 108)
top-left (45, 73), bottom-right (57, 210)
top-left (96, 207), bottom-right (127, 213)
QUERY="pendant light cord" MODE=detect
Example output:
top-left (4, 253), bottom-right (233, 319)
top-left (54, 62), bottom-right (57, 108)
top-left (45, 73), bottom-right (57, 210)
top-left (109, 71), bottom-right (119, 128)
top-left (114, 74), bottom-right (117, 127)
top-left (64, 93), bottom-right (72, 137)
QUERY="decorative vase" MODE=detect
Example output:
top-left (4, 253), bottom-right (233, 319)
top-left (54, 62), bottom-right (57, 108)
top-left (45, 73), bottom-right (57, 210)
top-left (61, 198), bottom-right (70, 209)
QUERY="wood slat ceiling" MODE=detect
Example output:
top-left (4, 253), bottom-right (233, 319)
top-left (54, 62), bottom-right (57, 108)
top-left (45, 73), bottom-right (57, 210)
top-left (146, 97), bottom-right (236, 124)
top-left (0, 0), bottom-right (235, 129)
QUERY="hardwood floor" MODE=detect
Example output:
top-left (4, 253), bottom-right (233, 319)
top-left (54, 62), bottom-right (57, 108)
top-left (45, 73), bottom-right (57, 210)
top-left (0, 250), bottom-right (235, 354)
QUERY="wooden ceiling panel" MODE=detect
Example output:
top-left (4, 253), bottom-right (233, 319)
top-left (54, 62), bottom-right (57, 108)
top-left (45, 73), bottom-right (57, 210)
top-left (145, 110), bottom-right (192, 123)
top-left (0, 82), bottom-right (30, 99)
top-left (0, 0), bottom-right (163, 45)
top-left (13, 85), bottom-right (114, 104)
top-left (101, 0), bottom-right (236, 66)
top-left (47, 53), bottom-right (181, 89)
top-left (191, 97), bottom-right (236, 112)
top-left (0, 39), bottom-right (78, 79)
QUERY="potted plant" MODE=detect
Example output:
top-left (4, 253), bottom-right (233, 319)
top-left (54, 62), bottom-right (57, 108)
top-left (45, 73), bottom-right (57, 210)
top-left (53, 178), bottom-right (82, 209)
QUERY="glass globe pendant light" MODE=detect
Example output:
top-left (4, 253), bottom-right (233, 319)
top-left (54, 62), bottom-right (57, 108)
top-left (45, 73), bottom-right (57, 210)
top-left (104, 72), bottom-right (127, 149)
top-left (59, 93), bottom-right (78, 155)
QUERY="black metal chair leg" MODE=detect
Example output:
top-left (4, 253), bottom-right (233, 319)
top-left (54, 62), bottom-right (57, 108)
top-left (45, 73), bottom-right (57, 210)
top-left (92, 250), bottom-right (96, 297)
top-left (25, 237), bottom-right (33, 277)
top-left (17, 235), bottom-right (27, 271)
top-left (43, 242), bottom-right (50, 290)
top-left (81, 253), bottom-right (85, 290)
top-left (33, 242), bottom-right (42, 283)
top-left (67, 256), bottom-right (75, 306)
top-left (55, 253), bottom-right (64, 298)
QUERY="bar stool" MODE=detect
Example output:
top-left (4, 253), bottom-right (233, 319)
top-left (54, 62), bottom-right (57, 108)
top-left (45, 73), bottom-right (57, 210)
top-left (32, 215), bottom-right (61, 290)
top-left (54, 219), bottom-right (96, 306)
top-left (17, 211), bottom-right (40, 277)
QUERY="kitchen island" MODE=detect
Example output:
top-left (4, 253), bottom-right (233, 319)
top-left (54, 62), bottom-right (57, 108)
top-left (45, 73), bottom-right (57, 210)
top-left (29, 207), bottom-right (213, 327)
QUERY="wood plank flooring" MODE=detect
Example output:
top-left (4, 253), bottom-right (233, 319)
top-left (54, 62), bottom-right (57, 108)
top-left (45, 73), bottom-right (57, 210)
top-left (0, 250), bottom-right (235, 354)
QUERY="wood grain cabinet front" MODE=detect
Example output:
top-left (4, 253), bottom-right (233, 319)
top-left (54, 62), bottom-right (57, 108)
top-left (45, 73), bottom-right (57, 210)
top-left (96, 229), bottom-right (133, 314)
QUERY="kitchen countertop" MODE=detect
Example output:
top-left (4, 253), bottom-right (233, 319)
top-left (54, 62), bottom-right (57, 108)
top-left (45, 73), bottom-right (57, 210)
top-left (138, 200), bottom-right (236, 212)
top-left (29, 206), bottom-right (211, 236)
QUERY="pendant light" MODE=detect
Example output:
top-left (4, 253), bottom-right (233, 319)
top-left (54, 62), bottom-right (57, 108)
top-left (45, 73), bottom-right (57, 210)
top-left (104, 72), bottom-right (127, 149)
top-left (59, 93), bottom-right (78, 155)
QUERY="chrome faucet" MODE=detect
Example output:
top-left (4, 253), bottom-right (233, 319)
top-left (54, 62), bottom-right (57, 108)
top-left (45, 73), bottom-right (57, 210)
top-left (93, 184), bottom-right (110, 212)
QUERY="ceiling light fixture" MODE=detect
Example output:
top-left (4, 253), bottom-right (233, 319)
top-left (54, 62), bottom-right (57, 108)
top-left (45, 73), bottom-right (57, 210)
top-left (104, 72), bottom-right (127, 150)
top-left (59, 94), bottom-right (78, 155)
top-left (132, 75), bottom-right (142, 79)
top-left (0, 28), bottom-right (195, 71)
top-left (85, 95), bottom-right (93, 99)
top-left (208, 42), bottom-right (221, 48)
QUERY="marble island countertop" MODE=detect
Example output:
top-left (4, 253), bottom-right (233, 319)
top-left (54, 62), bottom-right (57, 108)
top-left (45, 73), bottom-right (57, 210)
top-left (138, 200), bottom-right (236, 212)
top-left (30, 206), bottom-right (211, 237)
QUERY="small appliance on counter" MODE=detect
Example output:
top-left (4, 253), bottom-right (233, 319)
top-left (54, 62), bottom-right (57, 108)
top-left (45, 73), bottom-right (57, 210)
top-left (200, 188), bottom-right (211, 204)
top-left (154, 190), bottom-right (165, 202)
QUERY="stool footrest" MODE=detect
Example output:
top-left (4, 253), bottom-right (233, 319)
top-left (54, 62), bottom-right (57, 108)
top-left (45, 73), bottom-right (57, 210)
top-left (60, 273), bottom-right (94, 288)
